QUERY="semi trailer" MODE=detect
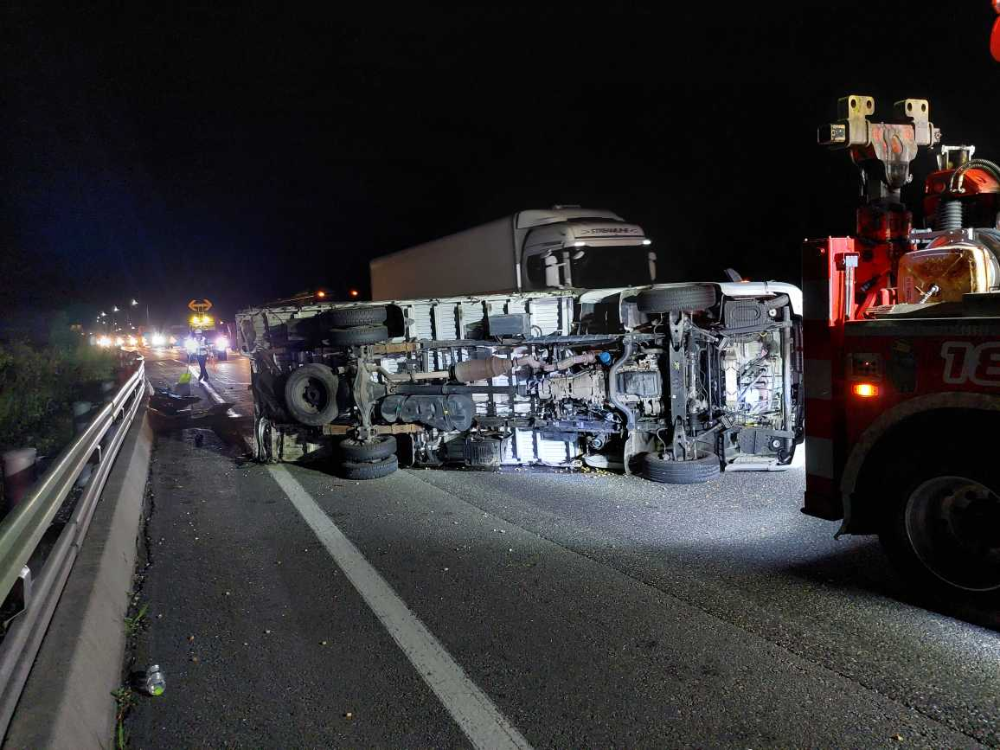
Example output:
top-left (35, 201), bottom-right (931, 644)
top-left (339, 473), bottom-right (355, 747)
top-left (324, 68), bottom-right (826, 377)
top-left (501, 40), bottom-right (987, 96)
top-left (369, 207), bottom-right (655, 300)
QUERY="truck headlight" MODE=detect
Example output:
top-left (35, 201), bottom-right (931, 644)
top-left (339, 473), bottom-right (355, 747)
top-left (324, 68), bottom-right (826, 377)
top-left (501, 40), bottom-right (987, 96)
top-left (215, 336), bottom-right (229, 350)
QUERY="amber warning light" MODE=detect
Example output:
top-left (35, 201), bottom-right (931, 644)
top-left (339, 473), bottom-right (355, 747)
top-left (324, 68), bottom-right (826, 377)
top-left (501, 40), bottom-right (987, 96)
top-left (993, 0), bottom-right (1000, 61)
top-left (851, 382), bottom-right (880, 398)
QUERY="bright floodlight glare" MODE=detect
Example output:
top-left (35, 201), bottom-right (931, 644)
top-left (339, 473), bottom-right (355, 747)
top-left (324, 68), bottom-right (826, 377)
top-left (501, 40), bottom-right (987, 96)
top-left (642, 239), bottom-right (652, 245)
top-left (151, 332), bottom-right (166, 347)
top-left (215, 335), bottom-right (229, 350)
top-left (184, 337), bottom-right (198, 354)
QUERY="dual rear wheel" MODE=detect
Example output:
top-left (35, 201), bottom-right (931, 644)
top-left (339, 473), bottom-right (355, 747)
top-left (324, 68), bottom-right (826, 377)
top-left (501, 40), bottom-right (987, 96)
top-left (338, 435), bottom-right (398, 480)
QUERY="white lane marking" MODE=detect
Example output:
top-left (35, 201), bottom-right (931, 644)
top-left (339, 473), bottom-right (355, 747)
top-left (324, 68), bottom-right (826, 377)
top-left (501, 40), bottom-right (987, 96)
top-left (192, 367), bottom-right (243, 416)
top-left (267, 465), bottom-right (532, 750)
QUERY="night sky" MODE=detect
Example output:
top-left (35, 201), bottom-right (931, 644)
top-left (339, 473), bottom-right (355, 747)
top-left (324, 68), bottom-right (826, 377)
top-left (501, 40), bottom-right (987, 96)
top-left (3, 2), bottom-right (999, 327)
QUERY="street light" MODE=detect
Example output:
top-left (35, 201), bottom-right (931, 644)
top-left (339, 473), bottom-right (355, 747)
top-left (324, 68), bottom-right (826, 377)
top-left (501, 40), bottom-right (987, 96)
top-left (129, 298), bottom-right (150, 331)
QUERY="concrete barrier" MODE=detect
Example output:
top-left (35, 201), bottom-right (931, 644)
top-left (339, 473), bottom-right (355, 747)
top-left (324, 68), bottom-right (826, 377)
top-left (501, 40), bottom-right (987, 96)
top-left (3, 407), bottom-right (153, 750)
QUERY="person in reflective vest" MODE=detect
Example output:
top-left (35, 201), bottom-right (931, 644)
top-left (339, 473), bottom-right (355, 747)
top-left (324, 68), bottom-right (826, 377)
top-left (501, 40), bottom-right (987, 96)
top-left (193, 329), bottom-right (210, 382)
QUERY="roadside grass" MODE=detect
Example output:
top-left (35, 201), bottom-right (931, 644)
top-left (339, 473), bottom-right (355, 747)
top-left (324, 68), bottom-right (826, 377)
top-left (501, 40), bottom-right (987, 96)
top-left (111, 686), bottom-right (135, 749)
top-left (0, 340), bottom-right (117, 455)
top-left (124, 603), bottom-right (148, 637)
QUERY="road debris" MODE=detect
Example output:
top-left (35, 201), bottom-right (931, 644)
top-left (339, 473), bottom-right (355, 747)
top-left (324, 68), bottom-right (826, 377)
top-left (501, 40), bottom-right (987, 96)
top-left (133, 665), bottom-right (167, 696)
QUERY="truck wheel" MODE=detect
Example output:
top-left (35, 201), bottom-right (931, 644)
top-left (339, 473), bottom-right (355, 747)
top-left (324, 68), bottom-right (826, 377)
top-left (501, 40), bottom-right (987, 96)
top-left (329, 306), bottom-right (387, 328)
top-left (328, 325), bottom-right (389, 346)
top-left (253, 415), bottom-right (273, 463)
top-left (641, 452), bottom-right (720, 484)
top-left (637, 284), bottom-right (717, 314)
top-left (340, 435), bottom-right (397, 462)
top-left (340, 455), bottom-right (398, 480)
top-left (217, 350), bottom-right (228, 361)
top-left (879, 449), bottom-right (1000, 604)
top-left (284, 363), bottom-right (340, 426)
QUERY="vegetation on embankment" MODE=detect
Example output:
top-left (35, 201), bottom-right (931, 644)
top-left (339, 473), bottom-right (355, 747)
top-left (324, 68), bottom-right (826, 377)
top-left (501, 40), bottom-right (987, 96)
top-left (0, 340), bottom-right (118, 456)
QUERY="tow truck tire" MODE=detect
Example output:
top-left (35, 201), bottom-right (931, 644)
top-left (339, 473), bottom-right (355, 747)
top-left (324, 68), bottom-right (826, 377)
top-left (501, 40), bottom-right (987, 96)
top-left (329, 306), bottom-right (387, 328)
top-left (340, 435), bottom-right (397, 462)
top-left (642, 452), bottom-right (720, 484)
top-left (217, 350), bottom-right (228, 361)
top-left (328, 325), bottom-right (389, 346)
top-left (283, 363), bottom-right (340, 426)
top-left (340, 455), bottom-right (398, 480)
top-left (878, 446), bottom-right (1000, 605)
top-left (637, 284), bottom-right (717, 314)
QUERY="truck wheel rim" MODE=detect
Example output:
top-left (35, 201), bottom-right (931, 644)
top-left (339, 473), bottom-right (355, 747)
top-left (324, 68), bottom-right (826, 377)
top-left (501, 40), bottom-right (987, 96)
top-left (905, 475), bottom-right (1000, 592)
top-left (298, 379), bottom-right (328, 415)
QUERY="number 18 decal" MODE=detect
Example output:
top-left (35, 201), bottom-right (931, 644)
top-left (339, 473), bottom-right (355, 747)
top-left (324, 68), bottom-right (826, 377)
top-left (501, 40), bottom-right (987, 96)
top-left (942, 341), bottom-right (1000, 386)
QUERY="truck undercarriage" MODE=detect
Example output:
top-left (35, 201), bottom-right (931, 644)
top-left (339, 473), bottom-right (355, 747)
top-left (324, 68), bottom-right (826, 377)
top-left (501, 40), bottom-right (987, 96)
top-left (236, 282), bottom-right (803, 483)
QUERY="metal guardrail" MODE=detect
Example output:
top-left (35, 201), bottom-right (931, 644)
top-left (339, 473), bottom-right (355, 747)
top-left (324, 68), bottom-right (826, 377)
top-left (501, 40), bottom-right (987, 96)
top-left (0, 357), bottom-right (147, 738)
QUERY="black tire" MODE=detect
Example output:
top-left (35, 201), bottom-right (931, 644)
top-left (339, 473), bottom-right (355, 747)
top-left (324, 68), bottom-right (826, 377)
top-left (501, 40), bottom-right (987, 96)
top-left (341, 455), bottom-right (398, 480)
top-left (328, 325), bottom-right (389, 346)
top-left (340, 435), bottom-right (397, 462)
top-left (283, 363), bottom-right (340, 426)
top-left (878, 446), bottom-right (1000, 605)
top-left (637, 284), bottom-right (717, 314)
top-left (642, 452), bottom-right (721, 484)
top-left (216, 350), bottom-right (228, 361)
top-left (329, 306), bottom-right (387, 328)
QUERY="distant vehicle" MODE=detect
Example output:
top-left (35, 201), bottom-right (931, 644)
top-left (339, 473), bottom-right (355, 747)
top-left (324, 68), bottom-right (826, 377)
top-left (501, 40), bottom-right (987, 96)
top-left (164, 316), bottom-right (232, 360)
top-left (369, 207), bottom-right (656, 301)
top-left (188, 314), bottom-right (231, 361)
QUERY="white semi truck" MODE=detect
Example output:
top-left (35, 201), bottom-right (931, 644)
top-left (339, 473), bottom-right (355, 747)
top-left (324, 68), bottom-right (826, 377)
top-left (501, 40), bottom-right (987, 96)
top-left (369, 207), bottom-right (655, 300)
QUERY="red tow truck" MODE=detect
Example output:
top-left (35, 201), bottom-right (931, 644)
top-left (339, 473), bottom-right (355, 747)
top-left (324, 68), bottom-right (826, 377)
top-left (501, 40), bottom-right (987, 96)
top-left (802, 96), bottom-right (1000, 606)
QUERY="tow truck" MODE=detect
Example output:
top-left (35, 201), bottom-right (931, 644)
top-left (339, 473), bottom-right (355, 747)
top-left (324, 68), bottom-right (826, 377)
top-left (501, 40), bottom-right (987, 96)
top-left (803, 95), bottom-right (1000, 606)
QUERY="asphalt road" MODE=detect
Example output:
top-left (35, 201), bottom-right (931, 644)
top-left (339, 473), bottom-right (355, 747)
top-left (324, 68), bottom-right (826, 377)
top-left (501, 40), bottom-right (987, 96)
top-left (125, 348), bottom-right (1000, 749)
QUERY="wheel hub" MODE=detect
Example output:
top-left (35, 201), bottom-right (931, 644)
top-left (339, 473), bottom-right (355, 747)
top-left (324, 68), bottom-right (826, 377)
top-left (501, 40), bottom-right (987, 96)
top-left (301, 379), bottom-right (327, 413)
top-left (905, 475), bottom-right (1000, 592)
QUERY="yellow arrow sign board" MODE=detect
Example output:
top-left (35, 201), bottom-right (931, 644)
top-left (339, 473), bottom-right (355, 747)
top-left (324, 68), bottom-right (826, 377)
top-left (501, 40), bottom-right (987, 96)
top-left (188, 299), bottom-right (213, 314)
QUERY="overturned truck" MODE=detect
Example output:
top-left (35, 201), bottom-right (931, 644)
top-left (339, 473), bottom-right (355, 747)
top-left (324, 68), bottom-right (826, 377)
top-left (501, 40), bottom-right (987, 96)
top-left (236, 281), bottom-right (804, 483)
